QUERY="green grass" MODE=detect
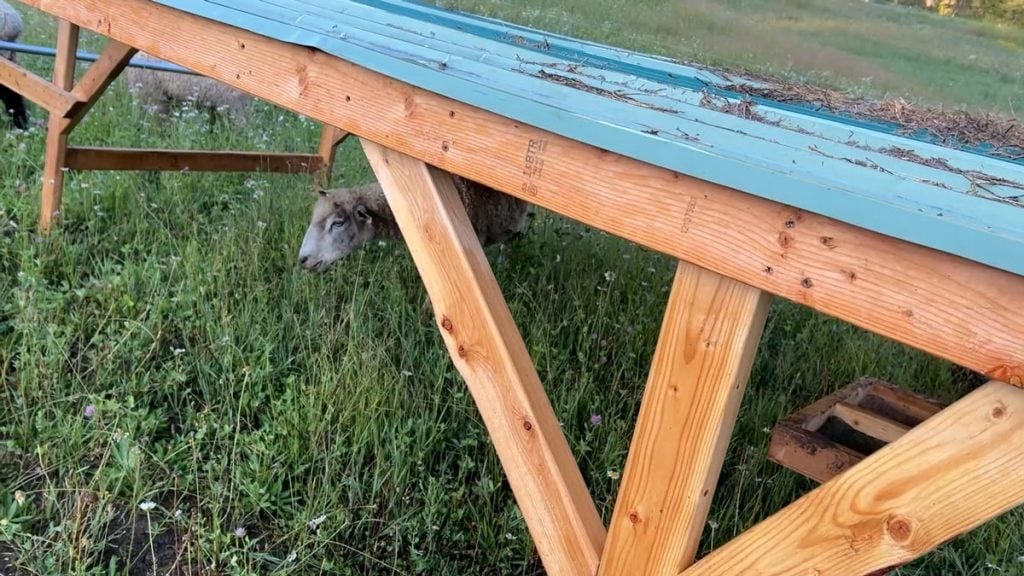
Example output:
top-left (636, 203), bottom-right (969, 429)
top-left (2, 1), bottom-right (1023, 575)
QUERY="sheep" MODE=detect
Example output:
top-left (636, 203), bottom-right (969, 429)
top-left (298, 175), bottom-right (530, 273)
top-left (0, 0), bottom-right (27, 130)
top-left (122, 51), bottom-right (253, 123)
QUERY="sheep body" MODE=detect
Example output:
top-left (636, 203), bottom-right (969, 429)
top-left (298, 175), bottom-right (530, 272)
top-left (123, 51), bottom-right (253, 120)
top-left (0, 0), bottom-right (27, 130)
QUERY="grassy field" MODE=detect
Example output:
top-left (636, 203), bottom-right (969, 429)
top-left (1, 0), bottom-right (1022, 575)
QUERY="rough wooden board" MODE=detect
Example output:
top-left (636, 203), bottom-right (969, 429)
top-left (38, 19), bottom-right (78, 233)
top-left (600, 261), bottom-right (771, 575)
top-left (16, 0), bottom-right (1024, 384)
top-left (832, 402), bottom-right (910, 444)
top-left (682, 380), bottom-right (1024, 576)
top-left (64, 147), bottom-right (323, 173)
top-left (768, 422), bottom-right (865, 484)
top-left (360, 139), bottom-right (605, 576)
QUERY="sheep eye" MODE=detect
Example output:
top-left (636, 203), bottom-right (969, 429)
top-left (330, 218), bottom-right (347, 230)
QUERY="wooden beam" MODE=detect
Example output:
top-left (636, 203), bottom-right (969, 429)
top-left (0, 54), bottom-right (80, 115)
top-left (19, 0), bottom-right (1024, 384)
top-left (832, 401), bottom-right (910, 444)
top-left (599, 261), bottom-right (771, 575)
top-left (359, 139), bottom-right (605, 576)
top-left (768, 422), bottom-right (865, 484)
top-left (39, 19), bottom-right (79, 234)
top-left (64, 147), bottom-right (323, 173)
top-left (62, 39), bottom-right (137, 133)
top-left (313, 124), bottom-right (349, 190)
top-left (680, 380), bottom-right (1024, 576)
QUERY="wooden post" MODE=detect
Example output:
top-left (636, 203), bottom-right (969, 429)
top-left (680, 379), bottom-right (1024, 576)
top-left (38, 19), bottom-right (79, 233)
top-left (599, 261), bottom-right (771, 575)
top-left (360, 139), bottom-right (605, 576)
top-left (313, 124), bottom-right (348, 190)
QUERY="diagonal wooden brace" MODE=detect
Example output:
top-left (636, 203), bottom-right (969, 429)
top-left (0, 55), bottom-right (79, 116)
top-left (680, 379), bottom-right (1024, 576)
top-left (359, 139), bottom-right (606, 576)
top-left (61, 38), bottom-right (137, 134)
top-left (599, 261), bottom-right (771, 575)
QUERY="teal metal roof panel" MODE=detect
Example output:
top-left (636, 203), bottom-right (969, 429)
top-left (152, 0), bottom-right (1024, 276)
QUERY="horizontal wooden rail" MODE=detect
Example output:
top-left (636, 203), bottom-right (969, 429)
top-left (0, 53), bottom-right (79, 115)
top-left (18, 0), bottom-right (1024, 384)
top-left (64, 147), bottom-right (324, 173)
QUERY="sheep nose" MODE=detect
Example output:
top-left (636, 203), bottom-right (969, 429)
top-left (299, 255), bottom-right (309, 265)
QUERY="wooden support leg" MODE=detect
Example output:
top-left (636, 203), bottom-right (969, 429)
top-left (680, 379), bottom-right (1024, 576)
top-left (599, 261), bottom-right (771, 575)
top-left (360, 139), bottom-right (605, 576)
top-left (38, 20), bottom-right (79, 234)
top-left (313, 124), bottom-right (348, 190)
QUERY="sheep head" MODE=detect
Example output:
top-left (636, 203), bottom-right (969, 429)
top-left (298, 187), bottom-right (378, 272)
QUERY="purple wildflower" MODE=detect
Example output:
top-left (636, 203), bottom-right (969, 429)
top-left (84, 404), bottom-right (96, 419)
top-left (234, 526), bottom-right (247, 538)
top-left (590, 413), bottom-right (603, 426)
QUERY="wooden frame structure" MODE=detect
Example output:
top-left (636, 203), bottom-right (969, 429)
top-left (0, 23), bottom-right (348, 232)
top-left (4, 0), bottom-right (1023, 574)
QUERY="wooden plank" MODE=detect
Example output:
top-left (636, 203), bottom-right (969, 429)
top-left (38, 19), bottom-right (79, 234)
top-left (313, 123), bottom-right (348, 189)
top-left (832, 401), bottom-right (911, 444)
top-left (18, 0), bottom-right (1024, 384)
top-left (0, 52), bottom-right (79, 115)
top-left (680, 379), bottom-right (1024, 576)
top-left (599, 261), bottom-right (771, 575)
top-left (62, 39), bottom-right (138, 133)
top-left (864, 380), bottom-right (946, 423)
top-left (64, 146), bottom-right (323, 173)
top-left (359, 139), bottom-right (605, 576)
top-left (767, 422), bottom-right (865, 484)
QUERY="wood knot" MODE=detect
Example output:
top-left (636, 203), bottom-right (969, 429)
top-left (885, 516), bottom-right (913, 543)
top-left (820, 236), bottom-right (836, 249)
top-left (801, 277), bottom-right (814, 289)
top-left (457, 345), bottom-right (466, 358)
top-left (784, 218), bottom-right (796, 229)
top-left (441, 316), bottom-right (453, 332)
top-left (522, 420), bottom-right (533, 431)
top-left (628, 511), bottom-right (640, 524)
top-left (777, 231), bottom-right (793, 249)
top-left (441, 141), bottom-right (450, 152)
top-left (991, 403), bottom-right (1006, 420)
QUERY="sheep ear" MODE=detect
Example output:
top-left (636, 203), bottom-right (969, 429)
top-left (354, 204), bottom-right (371, 223)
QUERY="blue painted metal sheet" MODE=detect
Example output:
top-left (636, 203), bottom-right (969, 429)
top-left (152, 0), bottom-right (1024, 276)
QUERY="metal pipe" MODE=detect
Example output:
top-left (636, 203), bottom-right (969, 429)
top-left (0, 40), bottom-right (199, 75)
